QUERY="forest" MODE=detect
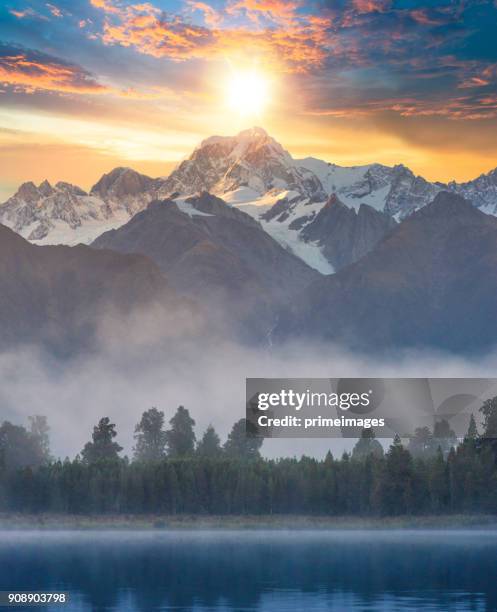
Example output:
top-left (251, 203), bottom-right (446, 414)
top-left (1, 399), bottom-right (497, 516)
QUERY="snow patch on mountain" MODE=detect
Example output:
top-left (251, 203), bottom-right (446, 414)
top-left (2, 127), bottom-right (497, 271)
top-left (0, 169), bottom-right (155, 245)
top-left (173, 197), bottom-right (215, 218)
top-left (261, 196), bottom-right (335, 274)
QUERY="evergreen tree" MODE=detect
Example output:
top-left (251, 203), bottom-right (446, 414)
top-left (9, 403), bottom-right (497, 517)
top-left (28, 415), bottom-right (51, 462)
top-left (380, 435), bottom-right (414, 515)
top-left (408, 426), bottom-right (434, 458)
top-left (433, 419), bottom-right (457, 456)
top-left (166, 406), bottom-right (196, 457)
top-left (224, 419), bottom-right (263, 460)
top-left (352, 428), bottom-right (384, 460)
top-left (480, 397), bottom-right (497, 437)
top-left (479, 396), bottom-right (497, 464)
top-left (133, 408), bottom-right (167, 462)
top-left (0, 421), bottom-right (46, 472)
top-left (428, 447), bottom-right (449, 512)
top-left (81, 417), bottom-right (123, 464)
top-left (466, 414), bottom-right (478, 440)
top-left (197, 425), bottom-right (222, 458)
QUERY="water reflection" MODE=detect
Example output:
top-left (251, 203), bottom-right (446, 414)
top-left (0, 530), bottom-right (494, 611)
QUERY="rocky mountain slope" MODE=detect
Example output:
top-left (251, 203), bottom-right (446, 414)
top-left (156, 127), bottom-right (323, 201)
top-left (299, 195), bottom-right (397, 271)
top-left (274, 192), bottom-right (497, 353)
top-left (0, 168), bottom-right (155, 245)
top-left (93, 192), bottom-right (319, 340)
top-left (0, 222), bottom-right (198, 354)
top-left (2, 129), bottom-right (497, 275)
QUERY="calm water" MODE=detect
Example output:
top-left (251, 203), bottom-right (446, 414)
top-left (0, 530), bottom-right (496, 611)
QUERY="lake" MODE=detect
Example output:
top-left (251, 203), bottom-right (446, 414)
top-left (0, 530), bottom-right (496, 611)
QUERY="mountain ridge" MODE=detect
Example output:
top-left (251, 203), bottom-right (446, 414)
top-left (2, 128), bottom-right (497, 273)
top-left (274, 191), bottom-right (497, 352)
top-left (0, 221), bottom-right (201, 354)
top-left (93, 192), bottom-right (320, 341)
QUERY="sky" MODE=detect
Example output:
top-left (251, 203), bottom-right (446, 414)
top-left (1, 0), bottom-right (497, 199)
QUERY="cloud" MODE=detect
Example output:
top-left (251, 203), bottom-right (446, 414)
top-left (0, 44), bottom-right (110, 95)
top-left (226, 0), bottom-right (303, 25)
top-left (9, 7), bottom-right (49, 21)
top-left (46, 3), bottom-right (63, 18)
top-left (352, 0), bottom-right (390, 14)
top-left (0, 42), bottom-right (181, 101)
top-left (90, 0), bottom-right (331, 73)
top-left (186, 1), bottom-right (224, 27)
top-left (2, 332), bottom-right (497, 459)
top-left (409, 8), bottom-right (453, 26)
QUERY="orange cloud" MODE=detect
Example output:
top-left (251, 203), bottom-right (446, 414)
top-left (46, 3), bottom-right (63, 18)
top-left (186, 1), bottom-right (223, 27)
top-left (9, 8), bottom-right (49, 20)
top-left (226, 0), bottom-right (302, 25)
top-left (90, 0), bottom-right (123, 15)
top-left (92, 0), bottom-right (331, 73)
top-left (0, 50), bottom-right (110, 95)
top-left (304, 95), bottom-right (497, 120)
top-left (0, 46), bottom-right (180, 100)
top-left (409, 8), bottom-right (452, 26)
top-left (353, 0), bottom-right (391, 14)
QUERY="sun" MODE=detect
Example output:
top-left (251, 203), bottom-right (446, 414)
top-left (225, 69), bottom-right (271, 117)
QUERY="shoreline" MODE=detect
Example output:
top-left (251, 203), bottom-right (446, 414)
top-left (1, 514), bottom-right (497, 530)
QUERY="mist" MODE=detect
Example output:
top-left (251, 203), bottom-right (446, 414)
top-left (2, 321), bottom-right (497, 460)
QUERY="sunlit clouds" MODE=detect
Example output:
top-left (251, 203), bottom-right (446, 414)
top-left (1, 0), bottom-right (497, 195)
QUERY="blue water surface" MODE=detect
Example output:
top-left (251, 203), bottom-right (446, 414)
top-left (0, 529), bottom-right (495, 611)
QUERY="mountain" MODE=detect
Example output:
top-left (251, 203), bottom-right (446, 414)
top-left (451, 168), bottom-right (497, 215)
top-left (152, 127), bottom-right (497, 272)
top-left (301, 195), bottom-right (397, 271)
top-left (274, 192), bottom-right (497, 352)
top-left (3, 128), bottom-right (497, 274)
top-left (295, 158), bottom-right (443, 218)
top-left (0, 169), bottom-right (155, 246)
top-left (155, 127), bottom-right (323, 202)
top-left (90, 167), bottom-right (156, 213)
top-left (0, 222), bottom-right (198, 354)
top-left (261, 193), bottom-right (398, 272)
top-left (93, 192), bottom-right (319, 339)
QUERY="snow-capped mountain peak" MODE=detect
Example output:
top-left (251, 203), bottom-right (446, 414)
top-left (156, 126), bottom-right (322, 202)
top-left (2, 128), bottom-right (497, 273)
top-left (0, 172), bottom-right (154, 245)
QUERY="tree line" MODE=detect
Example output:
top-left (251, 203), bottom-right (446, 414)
top-left (2, 400), bottom-right (497, 516)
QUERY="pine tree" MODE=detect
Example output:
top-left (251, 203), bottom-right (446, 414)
top-left (133, 408), bottom-right (167, 462)
top-left (197, 425), bottom-right (222, 458)
top-left (408, 426), bottom-right (434, 458)
top-left (81, 417), bottom-right (123, 464)
top-left (166, 406), bottom-right (196, 457)
top-left (466, 414), bottom-right (478, 440)
top-left (380, 435), bottom-right (414, 515)
top-left (0, 421), bottom-right (46, 472)
top-left (352, 428), bottom-right (384, 460)
top-left (433, 419), bottom-right (457, 456)
top-left (428, 447), bottom-right (449, 512)
top-left (28, 415), bottom-right (51, 462)
top-left (480, 397), bottom-right (497, 437)
top-left (479, 396), bottom-right (497, 464)
top-left (224, 419), bottom-right (263, 460)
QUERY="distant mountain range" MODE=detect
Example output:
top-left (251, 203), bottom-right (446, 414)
top-left (2, 129), bottom-right (497, 354)
top-left (2, 127), bottom-right (497, 274)
top-left (93, 192), bottom-right (318, 341)
top-left (275, 192), bottom-right (497, 353)
top-left (0, 222), bottom-right (199, 355)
